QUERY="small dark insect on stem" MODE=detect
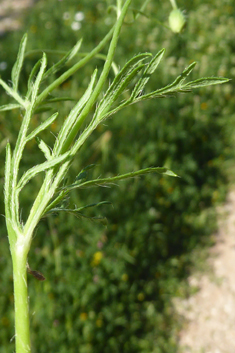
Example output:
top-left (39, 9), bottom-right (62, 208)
top-left (27, 263), bottom-right (46, 281)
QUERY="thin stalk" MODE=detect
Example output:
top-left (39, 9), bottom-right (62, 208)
top-left (116, 0), bottom-right (122, 18)
top-left (57, 0), bottom-right (133, 156)
top-left (169, 0), bottom-right (177, 9)
top-left (25, 51), bottom-right (119, 76)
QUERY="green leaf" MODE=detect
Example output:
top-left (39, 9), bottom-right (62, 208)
top-left (36, 138), bottom-right (52, 160)
top-left (26, 112), bottom-right (58, 141)
top-left (73, 201), bottom-right (111, 212)
top-left (11, 33), bottom-right (27, 92)
top-left (31, 53), bottom-right (47, 106)
top-left (34, 106), bottom-right (53, 114)
top-left (130, 48), bottom-right (165, 100)
top-left (4, 143), bottom-right (12, 210)
top-left (65, 166), bottom-right (178, 191)
top-left (66, 164), bottom-right (96, 188)
top-left (172, 62), bottom-right (197, 86)
top-left (43, 38), bottom-right (83, 80)
top-left (95, 53), bottom-right (152, 120)
top-left (184, 77), bottom-right (230, 89)
top-left (45, 167), bottom-right (175, 218)
top-left (17, 151), bottom-right (71, 192)
top-left (47, 205), bottom-right (109, 224)
top-left (127, 62), bottom-right (196, 102)
top-left (4, 144), bottom-right (17, 243)
top-left (156, 62), bottom-right (197, 95)
top-left (43, 96), bottom-right (76, 103)
top-left (0, 78), bottom-right (26, 107)
top-left (75, 164), bottom-right (96, 180)
top-left (50, 200), bottom-right (110, 213)
top-left (139, 62), bottom-right (197, 100)
top-left (43, 164), bottom-right (96, 214)
top-left (26, 58), bottom-right (43, 99)
top-left (0, 103), bottom-right (21, 112)
top-left (98, 63), bottom-right (229, 120)
top-left (53, 69), bottom-right (98, 154)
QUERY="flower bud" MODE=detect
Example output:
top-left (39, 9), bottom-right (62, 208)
top-left (168, 9), bottom-right (186, 33)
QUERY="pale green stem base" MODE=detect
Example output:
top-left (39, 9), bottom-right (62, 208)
top-left (12, 249), bottom-right (31, 353)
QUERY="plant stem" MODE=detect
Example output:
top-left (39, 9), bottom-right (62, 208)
top-left (169, 0), bottom-right (177, 9)
top-left (58, 0), bottom-right (133, 155)
top-left (25, 0), bottom-right (134, 226)
top-left (12, 245), bottom-right (31, 353)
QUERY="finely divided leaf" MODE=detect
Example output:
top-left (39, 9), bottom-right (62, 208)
top-left (48, 200), bottom-right (110, 224)
top-left (64, 166), bottom-right (178, 192)
top-left (141, 62), bottom-right (197, 99)
top-left (130, 48), bottom-right (165, 100)
top-left (11, 33), bottom-right (27, 92)
top-left (184, 77), bottom-right (230, 89)
top-left (172, 62), bottom-right (197, 87)
top-left (159, 62), bottom-right (197, 93)
top-left (43, 164), bottom-right (96, 215)
top-left (50, 200), bottom-right (111, 214)
top-left (45, 167), bottom-right (177, 215)
top-left (74, 201), bottom-right (111, 212)
top-left (95, 53), bottom-right (152, 120)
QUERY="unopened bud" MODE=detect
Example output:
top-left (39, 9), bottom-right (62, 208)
top-left (168, 9), bottom-right (186, 33)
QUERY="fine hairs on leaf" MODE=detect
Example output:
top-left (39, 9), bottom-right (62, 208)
top-left (0, 0), bottom-right (229, 352)
top-left (11, 33), bottom-right (28, 92)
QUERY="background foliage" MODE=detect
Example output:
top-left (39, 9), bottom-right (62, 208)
top-left (0, 0), bottom-right (234, 352)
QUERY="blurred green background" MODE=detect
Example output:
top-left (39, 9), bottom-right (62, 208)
top-left (0, 0), bottom-right (234, 352)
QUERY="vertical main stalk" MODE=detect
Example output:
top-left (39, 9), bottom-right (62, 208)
top-left (12, 249), bottom-right (31, 353)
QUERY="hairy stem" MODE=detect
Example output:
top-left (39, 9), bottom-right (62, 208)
top-left (12, 244), bottom-right (31, 353)
top-left (24, 0), bottom-right (133, 230)
top-left (57, 0), bottom-right (133, 155)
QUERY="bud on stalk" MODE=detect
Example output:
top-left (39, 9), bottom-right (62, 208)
top-left (169, 8), bottom-right (186, 33)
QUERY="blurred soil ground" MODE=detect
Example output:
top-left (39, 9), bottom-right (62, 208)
top-left (176, 190), bottom-right (235, 353)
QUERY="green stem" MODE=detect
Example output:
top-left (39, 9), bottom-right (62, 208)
top-left (12, 244), bottom-right (31, 353)
top-left (116, 0), bottom-right (122, 17)
top-left (57, 0), bottom-right (133, 155)
top-left (169, 0), bottom-right (177, 9)
top-left (25, 51), bottom-right (119, 76)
